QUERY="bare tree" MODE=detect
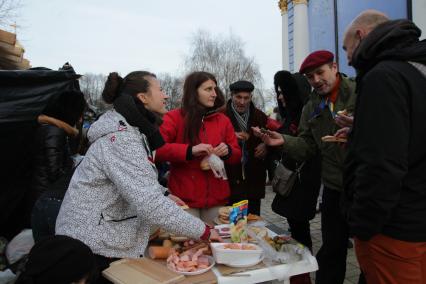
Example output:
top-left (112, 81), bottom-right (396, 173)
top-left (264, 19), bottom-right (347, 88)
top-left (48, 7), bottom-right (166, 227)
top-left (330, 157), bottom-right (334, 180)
top-left (79, 73), bottom-right (110, 114)
top-left (184, 30), bottom-right (265, 110)
top-left (0, 0), bottom-right (21, 30)
top-left (157, 73), bottom-right (183, 110)
top-left (262, 87), bottom-right (278, 112)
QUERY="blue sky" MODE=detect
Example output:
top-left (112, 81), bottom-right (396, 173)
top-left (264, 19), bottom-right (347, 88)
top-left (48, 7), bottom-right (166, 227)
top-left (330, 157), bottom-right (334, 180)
top-left (18, 0), bottom-right (282, 88)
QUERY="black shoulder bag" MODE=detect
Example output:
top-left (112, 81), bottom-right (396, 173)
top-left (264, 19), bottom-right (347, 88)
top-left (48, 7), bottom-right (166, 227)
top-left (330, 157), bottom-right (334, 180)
top-left (272, 154), bottom-right (305, 198)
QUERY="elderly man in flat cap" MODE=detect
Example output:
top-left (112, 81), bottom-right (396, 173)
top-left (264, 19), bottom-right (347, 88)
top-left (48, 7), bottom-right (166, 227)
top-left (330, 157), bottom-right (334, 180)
top-left (253, 51), bottom-right (357, 284)
top-left (223, 80), bottom-right (269, 215)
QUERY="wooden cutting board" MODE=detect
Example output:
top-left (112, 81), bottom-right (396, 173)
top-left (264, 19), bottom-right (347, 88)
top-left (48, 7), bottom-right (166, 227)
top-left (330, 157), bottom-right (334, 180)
top-left (102, 258), bottom-right (185, 284)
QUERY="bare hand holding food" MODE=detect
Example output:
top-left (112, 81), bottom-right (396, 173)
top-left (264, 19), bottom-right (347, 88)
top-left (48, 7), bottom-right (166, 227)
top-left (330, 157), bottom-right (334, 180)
top-left (335, 109), bottom-right (354, 128)
top-left (251, 127), bottom-right (285, 146)
top-left (321, 135), bottom-right (348, 143)
top-left (235, 131), bottom-right (250, 141)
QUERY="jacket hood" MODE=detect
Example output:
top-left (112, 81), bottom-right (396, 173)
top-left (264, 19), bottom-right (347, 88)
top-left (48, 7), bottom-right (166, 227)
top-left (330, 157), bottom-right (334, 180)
top-left (352, 19), bottom-right (426, 73)
top-left (274, 71), bottom-right (310, 127)
top-left (87, 110), bottom-right (136, 143)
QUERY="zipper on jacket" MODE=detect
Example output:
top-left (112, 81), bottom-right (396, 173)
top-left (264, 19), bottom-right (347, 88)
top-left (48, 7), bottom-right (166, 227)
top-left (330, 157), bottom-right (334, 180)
top-left (99, 213), bottom-right (137, 224)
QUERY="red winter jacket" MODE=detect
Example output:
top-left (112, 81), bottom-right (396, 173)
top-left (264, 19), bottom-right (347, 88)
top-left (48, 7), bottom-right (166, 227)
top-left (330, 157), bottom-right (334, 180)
top-left (156, 109), bottom-right (241, 208)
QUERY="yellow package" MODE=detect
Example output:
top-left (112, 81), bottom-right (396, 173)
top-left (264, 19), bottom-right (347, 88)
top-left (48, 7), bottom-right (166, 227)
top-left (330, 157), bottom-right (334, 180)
top-left (230, 200), bottom-right (248, 243)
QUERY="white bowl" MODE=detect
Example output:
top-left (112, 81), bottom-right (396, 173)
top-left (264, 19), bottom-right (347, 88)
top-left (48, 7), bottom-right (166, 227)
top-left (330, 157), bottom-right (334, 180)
top-left (210, 243), bottom-right (263, 267)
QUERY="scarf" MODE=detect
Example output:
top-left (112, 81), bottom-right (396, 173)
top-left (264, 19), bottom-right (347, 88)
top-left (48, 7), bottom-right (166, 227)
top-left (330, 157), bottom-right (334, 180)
top-left (229, 101), bottom-right (250, 179)
top-left (230, 101), bottom-right (250, 132)
top-left (113, 94), bottom-right (165, 151)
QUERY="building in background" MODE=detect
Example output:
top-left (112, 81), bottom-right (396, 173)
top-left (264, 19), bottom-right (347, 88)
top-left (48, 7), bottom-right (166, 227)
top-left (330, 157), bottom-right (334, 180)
top-left (279, 0), bottom-right (426, 76)
top-left (0, 29), bottom-right (30, 70)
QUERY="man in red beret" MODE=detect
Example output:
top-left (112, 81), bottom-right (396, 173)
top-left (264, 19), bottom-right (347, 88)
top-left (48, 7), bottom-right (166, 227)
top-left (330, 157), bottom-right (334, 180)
top-left (253, 50), bottom-right (357, 284)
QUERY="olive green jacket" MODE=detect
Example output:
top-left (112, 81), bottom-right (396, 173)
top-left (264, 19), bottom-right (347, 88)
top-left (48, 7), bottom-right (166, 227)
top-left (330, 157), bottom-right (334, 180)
top-left (282, 75), bottom-right (356, 191)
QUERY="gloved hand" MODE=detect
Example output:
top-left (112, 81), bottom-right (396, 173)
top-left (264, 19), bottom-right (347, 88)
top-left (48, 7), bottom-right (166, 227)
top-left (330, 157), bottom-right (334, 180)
top-left (201, 154), bottom-right (227, 180)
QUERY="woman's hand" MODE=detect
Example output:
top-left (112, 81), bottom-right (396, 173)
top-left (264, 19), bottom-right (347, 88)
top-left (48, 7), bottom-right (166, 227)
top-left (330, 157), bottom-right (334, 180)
top-left (192, 143), bottom-right (214, 157)
top-left (213, 143), bottom-right (229, 157)
top-left (251, 127), bottom-right (285, 146)
top-left (168, 194), bottom-right (186, 206)
top-left (235, 131), bottom-right (249, 141)
top-left (209, 229), bottom-right (223, 242)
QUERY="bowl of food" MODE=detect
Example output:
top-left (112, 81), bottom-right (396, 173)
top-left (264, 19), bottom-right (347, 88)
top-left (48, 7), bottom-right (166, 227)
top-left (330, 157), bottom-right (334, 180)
top-left (210, 243), bottom-right (263, 267)
top-left (166, 248), bottom-right (214, 275)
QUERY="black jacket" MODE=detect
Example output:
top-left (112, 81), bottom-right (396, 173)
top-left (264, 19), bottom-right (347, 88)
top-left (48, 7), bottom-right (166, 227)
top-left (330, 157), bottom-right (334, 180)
top-left (271, 72), bottom-right (321, 221)
top-left (31, 124), bottom-right (72, 197)
top-left (271, 125), bottom-right (321, 221)
top-left (224, 101), bottom-right (268, 200)
top-left (344, 19), bottom-right (426, 241)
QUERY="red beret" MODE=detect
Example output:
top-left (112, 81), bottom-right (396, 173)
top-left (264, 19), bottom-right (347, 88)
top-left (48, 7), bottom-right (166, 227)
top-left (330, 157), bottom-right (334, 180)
top-left (299, 50), bottom-right (334, 74)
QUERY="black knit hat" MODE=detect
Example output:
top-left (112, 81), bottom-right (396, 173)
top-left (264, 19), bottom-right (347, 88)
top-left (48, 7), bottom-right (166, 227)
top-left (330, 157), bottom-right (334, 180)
top-left (229, 80), bottom-right (254, 93)
top-left (15, 235), bottom-right (96, 284)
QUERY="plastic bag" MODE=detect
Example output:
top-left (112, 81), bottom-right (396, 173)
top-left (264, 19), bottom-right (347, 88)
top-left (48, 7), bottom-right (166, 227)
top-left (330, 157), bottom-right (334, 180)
top-left (201, 154), bottom-right (227, 180)
top-left (5, 229), bottom-right (34, 265)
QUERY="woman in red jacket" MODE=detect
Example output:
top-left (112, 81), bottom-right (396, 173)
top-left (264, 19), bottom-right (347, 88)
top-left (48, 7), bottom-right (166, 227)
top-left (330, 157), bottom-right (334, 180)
top-left (156, 71), bottom-right (241, 224)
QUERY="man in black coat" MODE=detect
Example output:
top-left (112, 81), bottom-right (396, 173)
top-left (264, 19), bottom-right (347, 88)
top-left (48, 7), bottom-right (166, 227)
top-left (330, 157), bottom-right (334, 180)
top-left (224, 80), bottom-right (268, 215)
top-left (343, 10), bottom-right (426, 283)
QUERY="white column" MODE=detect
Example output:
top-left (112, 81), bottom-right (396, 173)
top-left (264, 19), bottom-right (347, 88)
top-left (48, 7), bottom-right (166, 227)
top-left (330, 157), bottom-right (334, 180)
top-left (279, 0), bottom-right (289, 70)
top-left (293, 0), bottom-right (310, 71)
top-left (413, 0), bottom-right (426, 40)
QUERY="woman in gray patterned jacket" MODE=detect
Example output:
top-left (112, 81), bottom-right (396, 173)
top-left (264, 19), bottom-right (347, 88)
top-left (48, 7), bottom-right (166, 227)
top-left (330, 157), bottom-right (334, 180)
top-left (56, 71), bottom-right (217, 282)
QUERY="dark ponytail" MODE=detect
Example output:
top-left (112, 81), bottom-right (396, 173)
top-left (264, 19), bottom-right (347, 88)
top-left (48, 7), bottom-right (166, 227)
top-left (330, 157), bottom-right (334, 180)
top-left (102, 72), bottom-right (124, 103)
top-left (102, 71), bottom-right (155, 104)
top-left (101, 70), bottom-right (165, 150)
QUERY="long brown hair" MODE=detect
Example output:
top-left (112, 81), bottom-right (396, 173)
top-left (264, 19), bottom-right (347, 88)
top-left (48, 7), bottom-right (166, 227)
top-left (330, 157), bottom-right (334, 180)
top-left (181, 71), bottom-right (224, 145)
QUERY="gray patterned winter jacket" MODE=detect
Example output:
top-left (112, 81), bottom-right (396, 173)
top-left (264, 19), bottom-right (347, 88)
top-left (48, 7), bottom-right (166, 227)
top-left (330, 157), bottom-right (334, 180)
top-left (56, 110), bottom-right (205, 258)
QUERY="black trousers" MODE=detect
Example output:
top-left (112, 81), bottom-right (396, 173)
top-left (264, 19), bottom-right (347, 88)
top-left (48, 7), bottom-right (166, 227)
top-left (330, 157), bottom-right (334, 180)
top-left (287, 219), bottom-right (312, 251)
top-left (248, 199), bottom-right (261, 216)
top-left (31, 195), bottom-right (62, 242)
top-left (315, 187), bottom-right (349, 284)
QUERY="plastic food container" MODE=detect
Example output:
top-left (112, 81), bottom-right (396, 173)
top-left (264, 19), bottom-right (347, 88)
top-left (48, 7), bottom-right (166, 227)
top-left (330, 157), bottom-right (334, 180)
top-left (210, 243), bottom-right (263, 267)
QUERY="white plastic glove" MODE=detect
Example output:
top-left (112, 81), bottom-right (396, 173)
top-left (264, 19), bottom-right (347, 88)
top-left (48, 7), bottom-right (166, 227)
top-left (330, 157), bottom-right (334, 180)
top-left (201, 154), bottom-right (228, 180)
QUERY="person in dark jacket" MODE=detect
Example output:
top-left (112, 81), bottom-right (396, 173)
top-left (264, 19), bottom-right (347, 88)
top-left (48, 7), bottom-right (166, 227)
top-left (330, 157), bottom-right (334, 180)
top-left (224, 80), bottom-right (268, 215)
top-left (253, 51), bottom-right (357, 284)
top-left (343, 10), bottom-right (426, 284)
top-left (270, 71), bottom-right (322, 284)
top-left (31, 91), bottom-right (86, 198)
top-left (270, 71), bottom-right (321, 251)
top-left (26, 91), bottom-right (86, 231)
